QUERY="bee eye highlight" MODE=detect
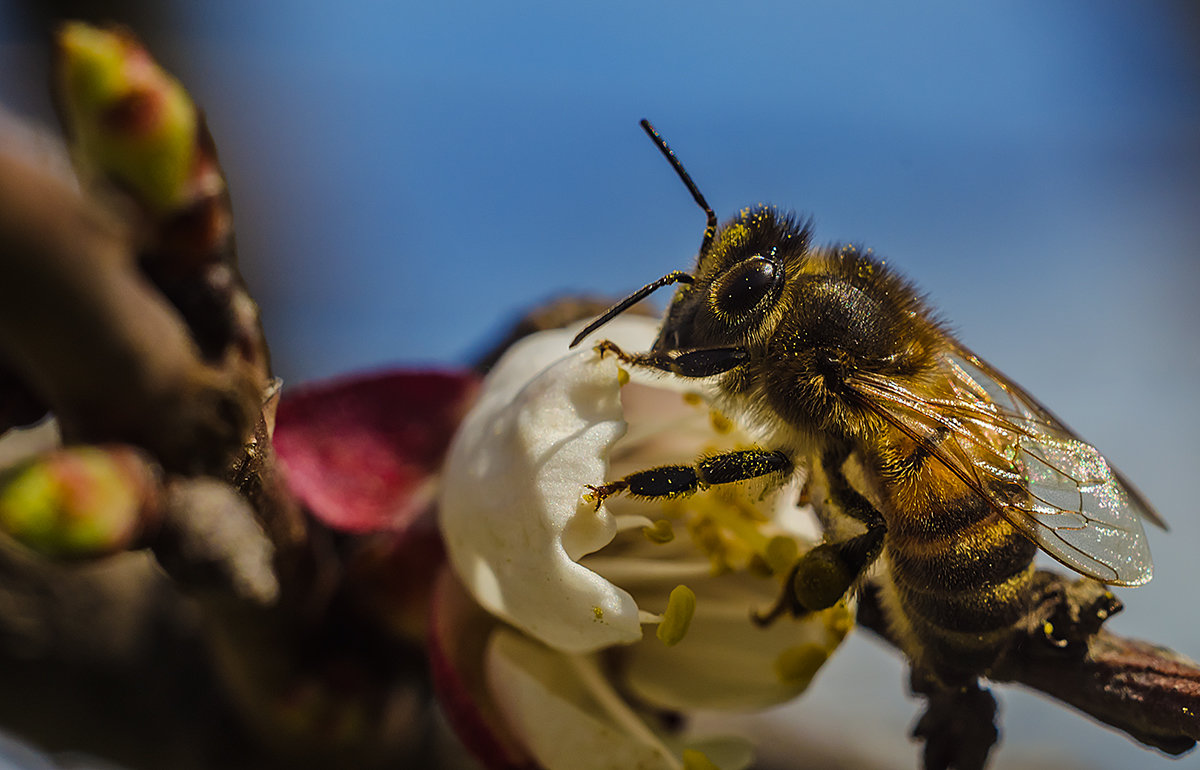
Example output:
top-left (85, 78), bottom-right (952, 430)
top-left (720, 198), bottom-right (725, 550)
top-left (710, 255), bottom-right (781, 318)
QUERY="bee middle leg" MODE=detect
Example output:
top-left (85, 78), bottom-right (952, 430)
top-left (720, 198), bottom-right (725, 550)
top-left (587, 448), bottom-right (793, 508)
top-left (754, 443), bottom-right (887, 625)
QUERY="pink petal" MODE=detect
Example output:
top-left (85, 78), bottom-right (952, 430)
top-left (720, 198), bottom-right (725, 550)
top-left (344, 514), bottom-right (447, 643)
top-left (428, 567), bottom-right (537, 770)
top-left (274, 370), bottom-right (478, 534)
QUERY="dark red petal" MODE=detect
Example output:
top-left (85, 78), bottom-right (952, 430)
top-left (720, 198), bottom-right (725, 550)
top-left (344, 514), bottom-right (447, 643)
top-left (428, 567), bottom-right (538, 770)
top-left (273, 370), bottom-right (478, 534)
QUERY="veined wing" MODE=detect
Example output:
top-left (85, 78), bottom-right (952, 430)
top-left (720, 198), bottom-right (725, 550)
top-left (847, 343), bottom-right (1157, 586)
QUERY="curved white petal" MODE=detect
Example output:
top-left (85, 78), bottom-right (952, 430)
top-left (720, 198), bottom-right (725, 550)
top-left (439, 316), bottom-right (662, 653)
top-left (486, 628), bottom-right (752, 770)
top-left (485, 628), bottom-right (681, 770)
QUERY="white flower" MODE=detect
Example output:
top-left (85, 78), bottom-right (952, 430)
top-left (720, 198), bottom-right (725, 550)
top-left (437, 314), bottom-right (851, 770)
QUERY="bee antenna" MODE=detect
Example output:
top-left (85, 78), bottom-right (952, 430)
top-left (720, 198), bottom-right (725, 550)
top-left (568, 270), bottom-right (694, 348)
top-left (640, 119), bottom-right (718, 257)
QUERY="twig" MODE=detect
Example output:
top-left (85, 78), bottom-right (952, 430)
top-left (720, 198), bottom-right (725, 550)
top-left (856, 572), bottom-right (1200, 768)
top-left (0, 150), bottom-right (259, 474)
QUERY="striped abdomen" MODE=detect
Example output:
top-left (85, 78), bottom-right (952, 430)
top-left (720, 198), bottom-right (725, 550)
top-left (871, 445), bottom-right (1038, 684)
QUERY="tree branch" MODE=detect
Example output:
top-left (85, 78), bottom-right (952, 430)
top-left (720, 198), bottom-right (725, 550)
top-left (0, 150), bottom-right (258, 474)
top-left (856, 572), bottom-right (1200, 767)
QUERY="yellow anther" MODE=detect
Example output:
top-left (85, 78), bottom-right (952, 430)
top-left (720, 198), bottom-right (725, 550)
top-left (708, 409), bottom-right (734, 434)
top-left (682, 749), bottom-right (720, 770)
top-left (827, 601), bottom-right (854, 640)
top-left (656, 584), bottom-right (696, 647)
top-left (774, 644), bottom-right (829, 687)
top-left (642, 518), bottom-right (675, 544)
top-left (764, 535), bottom-right (799, 574)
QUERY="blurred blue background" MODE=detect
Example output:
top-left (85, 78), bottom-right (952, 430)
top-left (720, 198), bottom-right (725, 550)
top-left (1, 2), bottom-right (1198, 769)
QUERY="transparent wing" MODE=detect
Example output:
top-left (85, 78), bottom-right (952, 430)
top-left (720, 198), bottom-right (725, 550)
top-left (847, 343), bottom-right (1157, 586)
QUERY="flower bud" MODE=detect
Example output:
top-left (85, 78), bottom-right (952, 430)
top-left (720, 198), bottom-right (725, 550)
top-left (0, 444), bottom-right (160, 558)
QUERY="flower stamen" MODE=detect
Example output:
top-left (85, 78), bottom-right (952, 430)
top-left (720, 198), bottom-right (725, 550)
top-left (615, 514), bottom-right (655, 533)
top-left (642, 518), bottom-right (675, 544)
top-left (682, 749), bottom-right (721, 770)
top-left (582, 556), bottom-right (712, 584)
top-left (774, 644), bottom-right (832, 688)
top-left (656, 584), bottom-right (696, 647)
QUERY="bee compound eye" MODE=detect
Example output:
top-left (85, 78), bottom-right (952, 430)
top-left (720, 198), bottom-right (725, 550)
top-left (711, 255), bottom-right (781, 318)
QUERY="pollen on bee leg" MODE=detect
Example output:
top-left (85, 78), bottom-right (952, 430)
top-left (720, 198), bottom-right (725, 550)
top-left (582, 480), bottom-right (628, 511)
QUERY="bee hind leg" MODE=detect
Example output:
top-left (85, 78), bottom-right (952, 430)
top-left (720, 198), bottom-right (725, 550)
top-left (751, 525), bottom-right (885, 625)
top-left (754, 445), bottom-right (887, 625)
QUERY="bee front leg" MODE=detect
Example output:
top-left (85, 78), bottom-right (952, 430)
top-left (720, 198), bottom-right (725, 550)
top-left (595, 339), bottom-right (748, 378)
top-left (586, 449), bottom-right (792, 509)
top-left (754, 444), bottom-right (887, 625)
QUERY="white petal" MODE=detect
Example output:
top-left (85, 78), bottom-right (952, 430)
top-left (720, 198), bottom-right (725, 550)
top-left (439, 315), bottom-right (662, 654)
top-left (485, 628), bottom-right (682, 770)
top-left (675, 736), bottom-right (755, 770)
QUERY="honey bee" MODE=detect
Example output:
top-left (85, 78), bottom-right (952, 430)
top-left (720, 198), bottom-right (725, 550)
top-left (572, 120), bottom-right (1162, 688)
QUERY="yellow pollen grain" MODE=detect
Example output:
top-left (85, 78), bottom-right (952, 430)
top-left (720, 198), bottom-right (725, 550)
top-left (708, 409), bottom-right (734, 434)
top-left (827, 601), bottom-right (854, 640)
top-left (593, 606), bottom-right (604, 621)
top-left (683, 489), bottom-right (782, 575)
top-left (774, 644), bottom-right (829, 687)
top-left (764, 535), bottom-right (799, 575)
top-left (616, 367), bottom-right (630, 386)
top-left (682, 749), bottom-right (721, 770)
top-left (656, 584), bottom-right (696, 647)
top-left (642, 518), bottom-right (675, 544)
top-left (687, 516), bottom-right (732, 574)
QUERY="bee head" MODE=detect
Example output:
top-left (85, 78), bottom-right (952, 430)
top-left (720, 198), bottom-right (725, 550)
top-left (653, 206), bottom-right (812, 352)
